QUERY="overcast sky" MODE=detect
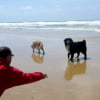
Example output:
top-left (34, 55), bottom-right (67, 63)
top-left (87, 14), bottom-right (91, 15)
top-left (0, 0), bottom-right (100, 22)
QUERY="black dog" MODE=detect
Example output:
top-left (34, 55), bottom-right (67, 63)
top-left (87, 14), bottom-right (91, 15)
top-left (64, 38), bottom-right (87, 61)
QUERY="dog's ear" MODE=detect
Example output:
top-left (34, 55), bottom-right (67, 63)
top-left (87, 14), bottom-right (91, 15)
top-left (64, 39), bottom-right (67, 43)
top-left (69, 38), bottom-right (73, 43)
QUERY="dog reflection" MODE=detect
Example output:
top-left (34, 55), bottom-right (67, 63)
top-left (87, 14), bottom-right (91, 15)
top-left (64, 61), bottom-right (86, 80)
top-left (32, 53), bottom-right (44, 64)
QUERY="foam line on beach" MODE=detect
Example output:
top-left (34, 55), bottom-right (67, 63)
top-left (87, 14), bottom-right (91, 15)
top-left (0, 21), bottom-right (100, 32)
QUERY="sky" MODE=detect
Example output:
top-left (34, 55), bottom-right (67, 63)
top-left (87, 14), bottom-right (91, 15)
top-left (0, 0), bottom-right (100, 22)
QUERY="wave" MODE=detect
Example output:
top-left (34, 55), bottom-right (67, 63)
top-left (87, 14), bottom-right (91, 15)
top-left (0, 21), bottom-right (100, 32)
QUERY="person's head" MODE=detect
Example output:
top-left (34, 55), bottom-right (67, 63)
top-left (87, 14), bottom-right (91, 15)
top-left (0, 46), bottom-right (14, 65)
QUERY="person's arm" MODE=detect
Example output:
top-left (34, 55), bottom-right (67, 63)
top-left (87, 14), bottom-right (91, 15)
top-left (6, 67), bottom-right (47, 89)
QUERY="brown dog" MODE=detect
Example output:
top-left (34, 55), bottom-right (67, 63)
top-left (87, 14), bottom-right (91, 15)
top-left (31, 41), bottom-right (45, 54)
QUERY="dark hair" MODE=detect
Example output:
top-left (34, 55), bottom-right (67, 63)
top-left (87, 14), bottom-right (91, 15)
top-left (0, 46), bottom-right (14, 58)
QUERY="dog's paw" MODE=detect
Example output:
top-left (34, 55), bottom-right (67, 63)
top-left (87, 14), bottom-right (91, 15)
top-left (38, 51), bottom-right (40, 54)
top-left (43, 52), bottom-right (45, 55)
top-left (69, 59), bottom-right (74, 62)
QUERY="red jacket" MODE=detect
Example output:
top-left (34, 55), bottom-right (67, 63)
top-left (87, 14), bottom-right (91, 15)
top-left (0, 58), bottom-right (44, 96)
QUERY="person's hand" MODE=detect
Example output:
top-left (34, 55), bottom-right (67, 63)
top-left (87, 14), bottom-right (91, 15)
top-left (43, 73), bottom-right (48, 79)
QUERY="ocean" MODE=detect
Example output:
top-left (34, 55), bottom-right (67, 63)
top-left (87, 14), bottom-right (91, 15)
top-left (0, 21), bottom-right (100, 32)
top-left (0, 21), bottom-right (100, 40)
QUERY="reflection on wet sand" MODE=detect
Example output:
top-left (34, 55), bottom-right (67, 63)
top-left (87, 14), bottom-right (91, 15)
top-left (64, 61), bottom-right (86, 80)
top-left (32, 53), bottom-right (44, 64)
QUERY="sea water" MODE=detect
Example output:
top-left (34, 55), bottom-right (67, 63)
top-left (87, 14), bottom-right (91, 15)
top-left (0, 21), bottom-right (100, 40)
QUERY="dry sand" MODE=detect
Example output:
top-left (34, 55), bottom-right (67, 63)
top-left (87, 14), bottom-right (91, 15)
top-left (0, 31), bottom-right (100, 100)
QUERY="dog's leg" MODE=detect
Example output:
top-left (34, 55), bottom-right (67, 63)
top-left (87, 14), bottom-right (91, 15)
top-left (37, 47), bottom-right (41, 54)
top-left (31, 45), bottom-right (35, 52)
top-left (41, 47), bottom-right (45, 55)
top-left (33, 49), bottom-right (35, 52)
top-left (77, 52), bottom-right (80, 58)
top-left (70, 53), bottom-right (74, 62)
top-left (68, 53), bottom-right (70, 59)
top-left (82, 50), bottom-right (87, 60)
top-left (41, 49), bottom-right (45, 55)
top-left (76, 53), bottom-right (80, 61)
top-left (84, 52), bottom-right (87, 60)
top-left (33, 48), bottom-right (35, 53)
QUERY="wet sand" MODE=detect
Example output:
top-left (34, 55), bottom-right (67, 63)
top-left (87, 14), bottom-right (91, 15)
top-left (0, 30), bottom-right (100, 100)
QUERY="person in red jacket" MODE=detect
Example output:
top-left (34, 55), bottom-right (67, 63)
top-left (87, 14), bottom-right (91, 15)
top-left (0, 46), bottom-right (48, 96)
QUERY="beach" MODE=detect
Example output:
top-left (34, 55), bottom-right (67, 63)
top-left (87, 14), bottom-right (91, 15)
top-left (0, 28), bottom-right (100, 100)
